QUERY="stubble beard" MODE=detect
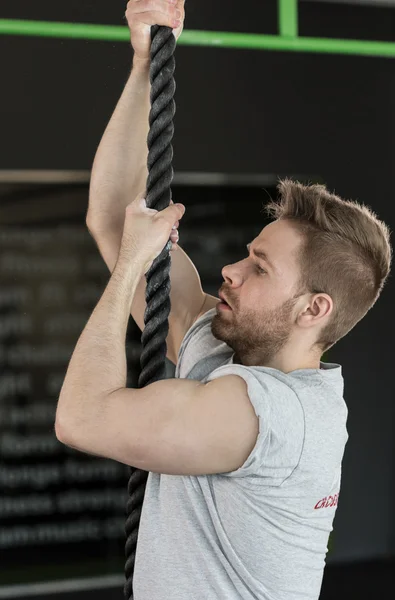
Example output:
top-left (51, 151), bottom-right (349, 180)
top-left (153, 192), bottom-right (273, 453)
top-left (211, 296), bottom-right (298, 366)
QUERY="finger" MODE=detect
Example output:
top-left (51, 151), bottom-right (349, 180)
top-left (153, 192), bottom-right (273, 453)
top-left (170, 231), bottom-right (179, 251)
top-left (174, 203), bottom-right (185, 216)
top-left (155, 203), bottom-right (185, 227)
top-left (127, 0), bottom-right (179, 27)
top-left (170, 229), bottom-right (179, 243)
top-left (134, 12), bottom-right (179, 29)
top-left (128, 0), bottom-right (176, 14)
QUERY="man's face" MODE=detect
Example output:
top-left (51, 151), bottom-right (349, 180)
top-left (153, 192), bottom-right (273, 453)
top-left (211, 220), bottom-right (305, 366)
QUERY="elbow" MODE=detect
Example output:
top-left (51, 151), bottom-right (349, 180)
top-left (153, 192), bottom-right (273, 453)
top-left (85, 211), bottom-right (101, 239)
top-left (85, 211), bottom-right (122, 244)
top-left (54, 400), bottom-right (74, 445)
top-left (54, 417), bottom-right (68, 444)
top-left (85, 202), bottom-right (108, 238)
top-left (55, 418), bottom-right (80, 454)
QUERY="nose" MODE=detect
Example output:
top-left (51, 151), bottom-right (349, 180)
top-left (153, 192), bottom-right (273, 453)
top-left (221, 261), bottom-right (244, 288)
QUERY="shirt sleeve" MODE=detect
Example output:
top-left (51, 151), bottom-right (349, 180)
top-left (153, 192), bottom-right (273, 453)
top-left (175, 309), bottom-right (232, 380)
top-left (206, 364), bottom-right (305, 484)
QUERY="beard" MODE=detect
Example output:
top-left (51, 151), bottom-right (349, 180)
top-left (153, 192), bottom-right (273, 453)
top-left (211, 294), bottom-right (299, 366)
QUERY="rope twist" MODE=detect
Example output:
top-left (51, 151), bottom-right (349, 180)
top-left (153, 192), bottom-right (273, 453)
top-left (124, 24), bottom-right (176, 600)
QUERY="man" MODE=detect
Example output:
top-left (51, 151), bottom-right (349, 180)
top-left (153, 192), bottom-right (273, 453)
top-left (55, 2), bottom-right (392, 599)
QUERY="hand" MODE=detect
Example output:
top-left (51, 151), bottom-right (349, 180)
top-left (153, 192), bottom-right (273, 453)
top-left (125, 0), bottom-right (186, 62)
top-left (119, 192), bottom-right (185, 273)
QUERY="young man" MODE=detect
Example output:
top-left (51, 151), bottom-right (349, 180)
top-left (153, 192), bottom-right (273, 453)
top-left (55, 2), bottom-right (392, 599)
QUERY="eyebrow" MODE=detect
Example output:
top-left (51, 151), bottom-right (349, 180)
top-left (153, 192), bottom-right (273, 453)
top-left (246, 243), bottom-right (276, 272)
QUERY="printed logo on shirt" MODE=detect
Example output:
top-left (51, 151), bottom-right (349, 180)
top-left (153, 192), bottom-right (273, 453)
top-left (314, 493), bottom-right (339, 510)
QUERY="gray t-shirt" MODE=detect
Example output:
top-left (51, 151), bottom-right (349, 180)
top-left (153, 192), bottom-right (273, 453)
top-left (134, 309), bottom-right (349, 600)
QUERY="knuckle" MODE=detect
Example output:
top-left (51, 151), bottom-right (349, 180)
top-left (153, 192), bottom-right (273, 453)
top-left (157, 211), bottom-right (170, 222)
top-left (153, 0), bottom-right (175, 19)
top-left (148, 0), bottom-right (163, 12)
top-left (125, 7), bottom-right (135, 23)
top-left (126, 0), bottom-right (174, 25)
top-left (125, 0), bottom-right (137, 15)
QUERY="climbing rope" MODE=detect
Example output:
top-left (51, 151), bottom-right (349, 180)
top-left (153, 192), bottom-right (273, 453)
top-left (124, 24), bottom-right (176, 600)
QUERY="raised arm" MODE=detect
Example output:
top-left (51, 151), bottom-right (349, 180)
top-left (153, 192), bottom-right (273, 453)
top-left (86, 0), bottom-right (219, 364)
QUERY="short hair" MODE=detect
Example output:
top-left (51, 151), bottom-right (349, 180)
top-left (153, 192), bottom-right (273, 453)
top-left (265, 179), bottom-right (392, 352)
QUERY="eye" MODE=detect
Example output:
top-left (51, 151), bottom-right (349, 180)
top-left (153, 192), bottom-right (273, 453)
top-left (256, 264), bottom-right (267, 275)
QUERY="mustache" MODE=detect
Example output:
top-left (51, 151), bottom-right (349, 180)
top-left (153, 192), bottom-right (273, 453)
top-left (219, 287), bottom-right (238, 308)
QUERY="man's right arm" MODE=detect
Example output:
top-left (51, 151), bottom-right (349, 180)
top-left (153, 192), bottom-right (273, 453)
top-left (87, 7), bottom-right (218, 364)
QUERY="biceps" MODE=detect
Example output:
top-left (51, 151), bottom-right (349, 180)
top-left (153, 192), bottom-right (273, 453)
top-left (165, 247), bottom-right (208, 361)
top-left (135, 376), bottom-right (259, 477)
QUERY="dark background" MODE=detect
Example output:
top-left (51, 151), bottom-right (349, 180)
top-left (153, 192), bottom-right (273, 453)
top-left (0, 0), bottom-right (395, 597)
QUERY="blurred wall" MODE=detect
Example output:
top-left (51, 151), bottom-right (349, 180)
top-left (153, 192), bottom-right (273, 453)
top-left (1, 0), bottom-right (395, 564)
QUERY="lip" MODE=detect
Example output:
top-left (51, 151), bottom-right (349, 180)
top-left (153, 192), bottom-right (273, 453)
top-left (218, 292), bottom-right (232, 309)
top-left (219, 292), bottom-right (229, 305)
top-left (217, 301), bottom-right (232, 312)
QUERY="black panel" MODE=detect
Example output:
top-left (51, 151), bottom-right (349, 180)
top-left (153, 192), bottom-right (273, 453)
top-left (300, 1), bottom-right (395, 42)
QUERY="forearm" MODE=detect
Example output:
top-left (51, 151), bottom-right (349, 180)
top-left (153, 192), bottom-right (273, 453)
top-left (87, 58), bottom-right (151, 234)
top-left (55, 194), bottom-right (184, 446)
top-left (55, 256), bottom-right (144, 436)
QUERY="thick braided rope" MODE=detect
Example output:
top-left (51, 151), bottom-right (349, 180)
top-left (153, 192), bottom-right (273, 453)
top-left (124, 25), bottom-right (176, 600)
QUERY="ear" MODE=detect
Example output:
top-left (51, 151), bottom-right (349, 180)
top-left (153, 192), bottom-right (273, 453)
top-left (297, 293), bottom-right (333, 328)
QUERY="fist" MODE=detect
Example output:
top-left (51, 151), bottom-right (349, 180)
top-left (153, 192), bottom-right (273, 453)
top-left (119, 193), bottom-right (185, 274)
top-left (125, 0), bottom-right (186, 61)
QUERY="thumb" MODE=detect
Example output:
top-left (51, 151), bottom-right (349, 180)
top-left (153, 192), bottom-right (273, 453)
top-left (156, 203), bottom-right (185, 225)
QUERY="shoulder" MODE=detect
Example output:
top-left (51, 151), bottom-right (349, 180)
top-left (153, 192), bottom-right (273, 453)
top-left (176, 309), bottom-right (231, 379)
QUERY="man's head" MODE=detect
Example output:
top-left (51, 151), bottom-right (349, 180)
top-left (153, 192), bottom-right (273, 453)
top-left (211, 179), bottom-right (392, 369)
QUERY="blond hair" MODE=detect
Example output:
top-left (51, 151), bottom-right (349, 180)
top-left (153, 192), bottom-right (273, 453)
top-left (266, 179), bottom-right (392, 351)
